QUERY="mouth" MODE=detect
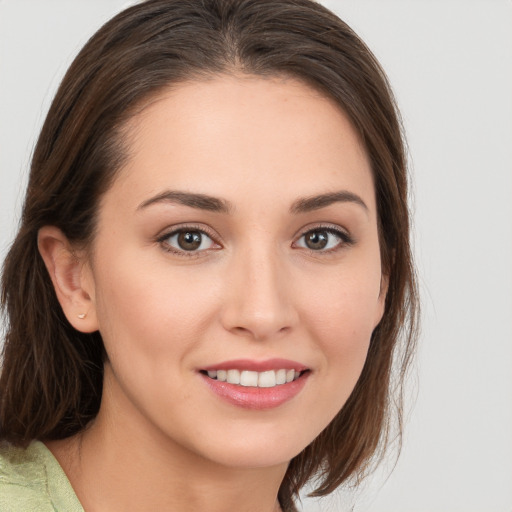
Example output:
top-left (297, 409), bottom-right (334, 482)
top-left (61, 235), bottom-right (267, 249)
top-left (199, 360), bottom-right (311, 409)
top-left (200, 368), bottom-right (308, 388)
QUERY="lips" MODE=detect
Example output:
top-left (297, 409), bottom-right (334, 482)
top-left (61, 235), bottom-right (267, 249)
top-left (200, 359), bottom-right (310, 409)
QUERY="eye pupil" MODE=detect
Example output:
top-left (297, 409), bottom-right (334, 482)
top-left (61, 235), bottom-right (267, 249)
top-left (305, 231), bottom-right (328, 250)
top-left (178, 231), bottom-right (202, 250)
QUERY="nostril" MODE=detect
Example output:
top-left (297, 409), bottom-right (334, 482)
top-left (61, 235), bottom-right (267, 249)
top-left (231, 326), bottom-right (252, 336)
top-left (229, 324), bottom-right (292, 342)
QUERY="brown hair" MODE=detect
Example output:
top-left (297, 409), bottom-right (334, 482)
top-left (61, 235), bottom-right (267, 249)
top-left (0, 0), bottom-right (418, 509)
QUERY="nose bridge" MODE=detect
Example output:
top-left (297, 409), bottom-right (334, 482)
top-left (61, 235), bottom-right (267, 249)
top-left (221, 240), bottom-right (297, 340)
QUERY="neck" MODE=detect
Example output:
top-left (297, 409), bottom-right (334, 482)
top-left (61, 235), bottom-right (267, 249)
top-left (46, 373), bottom-right (287, 512)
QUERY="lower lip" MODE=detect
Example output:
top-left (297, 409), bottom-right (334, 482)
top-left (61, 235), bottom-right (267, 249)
top-left (201, 372), bottom-right (310, 410)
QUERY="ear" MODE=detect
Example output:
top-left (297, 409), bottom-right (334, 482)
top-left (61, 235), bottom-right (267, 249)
top-left (374, 272), bottom-right (389, 328)
top-left (38, 226), bottom-right (99, 333)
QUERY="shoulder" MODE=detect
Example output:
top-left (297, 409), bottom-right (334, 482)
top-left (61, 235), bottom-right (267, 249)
top-left (0, 440), bottom-right (83, 512)
top-left (0, 440), bottom-right (53, 511)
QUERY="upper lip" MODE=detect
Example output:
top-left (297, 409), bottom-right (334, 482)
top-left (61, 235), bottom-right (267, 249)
top-left (201, 358), bottom-right (309, 372)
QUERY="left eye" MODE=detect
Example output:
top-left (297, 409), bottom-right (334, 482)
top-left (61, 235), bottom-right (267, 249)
top-left (164, 230), bottom-right (216, 252)
top-left (295, 229), bottom-right (344, 251)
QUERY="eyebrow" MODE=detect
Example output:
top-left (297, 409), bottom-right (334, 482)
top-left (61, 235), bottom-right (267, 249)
top-left (137, 189), bottom-right (368, 215)
top-left (137, 190), bottom-right (233, 213)
top-left (290, 191), bottom-right (368, 214)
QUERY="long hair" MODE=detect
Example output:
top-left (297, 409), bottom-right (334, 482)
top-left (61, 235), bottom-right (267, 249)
top-left (1, 1), bottom-right (419, 509)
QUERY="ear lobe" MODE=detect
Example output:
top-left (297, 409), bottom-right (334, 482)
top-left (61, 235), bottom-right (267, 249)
top-left (38, 226), bottom-right (98, 333)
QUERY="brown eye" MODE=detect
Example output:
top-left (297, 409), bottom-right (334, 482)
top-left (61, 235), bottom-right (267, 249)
top-left (304, 231), bottom-right (329, 250)
top-left (177, 231), bottom-right (202, 251)
top-left (163, 229), bottom-right (216, 253)
top-left (296, 228), bottom-right (348, 252)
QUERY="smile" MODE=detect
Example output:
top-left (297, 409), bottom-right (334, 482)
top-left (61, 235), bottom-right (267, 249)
top-left (200, 359), bottom-right (311, 409)
top-left (204, 369), bottom-right (302, 388)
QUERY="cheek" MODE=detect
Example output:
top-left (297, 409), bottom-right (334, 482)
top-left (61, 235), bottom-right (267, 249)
top-left (90, 256), bottom-right (222, 428)
top-left (305, 264), bottom-right (382, 338)
top-left (301, 266), bottom-right (382, 394)
top-left (315, 299), bottom-right (373, 381)
top-left (91, 251), bottom-right (220, 362)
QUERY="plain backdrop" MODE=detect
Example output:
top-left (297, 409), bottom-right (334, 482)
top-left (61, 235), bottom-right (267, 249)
top-left (1, 1), bottom-right (511, 511)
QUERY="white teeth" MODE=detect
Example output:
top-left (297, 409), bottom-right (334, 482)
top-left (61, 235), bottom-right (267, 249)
top-left (258, 370), bottom-right (276, 388)
top-left (276, 369), bottom-right (286, 385)
top-left (240, 370), bottom-right (258, 387)
top-left (226, 369), bottom-right (240, 385)
top-left (206, 368), bottom-right (303, 388)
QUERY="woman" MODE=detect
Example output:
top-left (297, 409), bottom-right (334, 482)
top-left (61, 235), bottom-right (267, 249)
top-left (0, 0), bottom-right (418, 511)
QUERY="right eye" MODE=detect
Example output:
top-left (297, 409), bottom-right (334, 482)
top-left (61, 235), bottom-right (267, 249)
top-left (160, 228), bottom-right (218, 254)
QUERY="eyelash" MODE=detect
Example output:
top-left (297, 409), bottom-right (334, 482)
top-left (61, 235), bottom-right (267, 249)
top-left (294, 225), bottom-right (355, 254)
top-left (156, 224), bottom-right (354, 257)
top-left (157, 224), bottom-right (220, 257)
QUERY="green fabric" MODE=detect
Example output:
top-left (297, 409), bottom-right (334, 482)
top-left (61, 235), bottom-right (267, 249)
top-left (0, 440), bottom-right (84, 512)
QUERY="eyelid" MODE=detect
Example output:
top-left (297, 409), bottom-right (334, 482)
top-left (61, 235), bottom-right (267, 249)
top-left (156, 223), bottom-right (222, 255)
top-left (292, 223), bottom-right (355, 251)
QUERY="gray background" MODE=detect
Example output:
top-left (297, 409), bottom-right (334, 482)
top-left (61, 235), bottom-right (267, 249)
top-left (1, 1), bottom-right (511, 511)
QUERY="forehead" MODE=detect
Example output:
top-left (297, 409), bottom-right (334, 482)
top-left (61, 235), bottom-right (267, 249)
top-left (106, 74), bottom-right (375, 213)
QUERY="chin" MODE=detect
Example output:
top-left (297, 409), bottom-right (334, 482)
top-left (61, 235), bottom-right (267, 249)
top-left (181, 420), bottom-right (319, 470)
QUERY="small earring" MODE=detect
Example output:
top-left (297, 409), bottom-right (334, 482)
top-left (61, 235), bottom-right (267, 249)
top-left (77, 313), bottom-right (87, 319)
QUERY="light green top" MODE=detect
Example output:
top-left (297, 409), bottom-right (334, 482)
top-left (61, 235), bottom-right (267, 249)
top-left (0, 440), bottom-right (84, 512)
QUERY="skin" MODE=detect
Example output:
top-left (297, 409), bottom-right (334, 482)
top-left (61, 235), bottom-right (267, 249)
top-left (39, 74), bottom-right (387, 512)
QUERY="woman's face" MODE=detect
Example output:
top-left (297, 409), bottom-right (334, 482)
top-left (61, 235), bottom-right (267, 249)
top-left (82, 75), bottom-right (386, 468)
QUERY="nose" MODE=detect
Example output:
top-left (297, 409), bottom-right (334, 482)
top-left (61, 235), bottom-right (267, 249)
top-left (220, 245), bottom-right (298, 341)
